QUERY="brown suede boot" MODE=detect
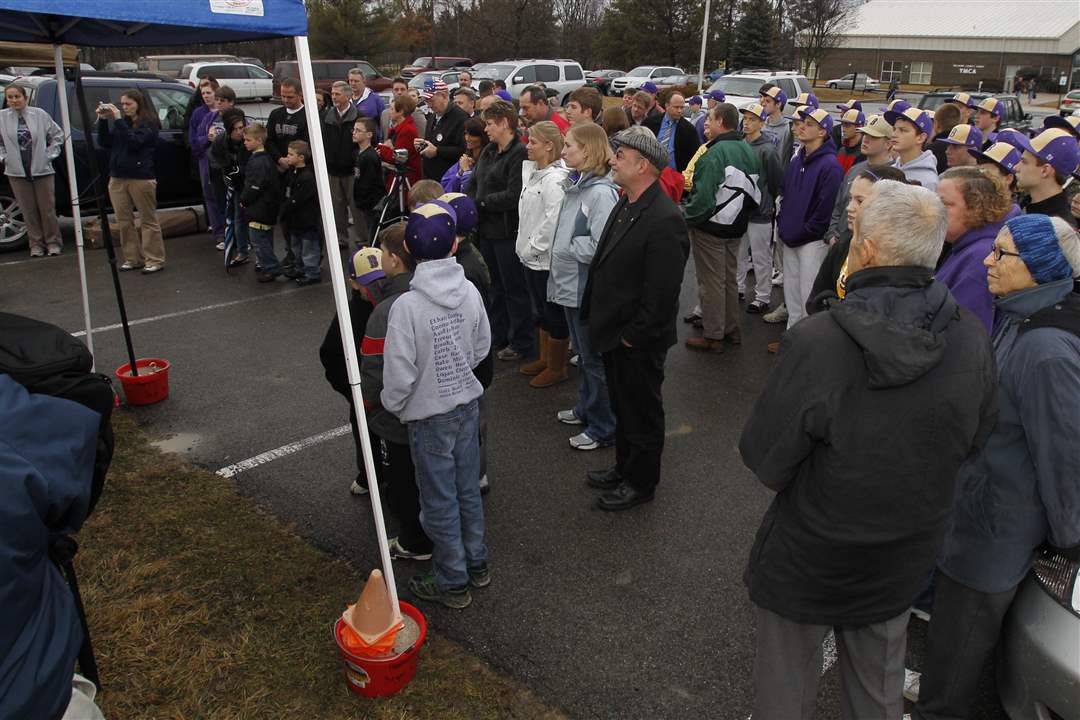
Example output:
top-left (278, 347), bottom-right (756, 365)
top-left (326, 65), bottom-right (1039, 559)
top-left (520, 330), bottom-right (548, 376)
top-left (530, 337), bottom-right (570, 388)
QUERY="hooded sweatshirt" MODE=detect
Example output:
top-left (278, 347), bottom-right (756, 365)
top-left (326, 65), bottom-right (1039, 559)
top-left (777, 138), bottom-right (844, 248)
top-left (381, 258), bottom-right (491, 423)
top-left (891, 149), bottom-right (939, 191)
top-left (746, 134), bottom-right (782, 223)
top-left (739, 266), bottom-right (997, 626)
top-left (765, 114), bottom-right (794, 170)
top-left (935, 206), bottom-right (1021, 334)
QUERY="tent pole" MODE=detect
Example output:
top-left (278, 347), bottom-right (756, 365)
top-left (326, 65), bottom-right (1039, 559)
top-left (54, 44), bottom-right (95, 367)
top-left (293, 35), bottom-right (400, 618)
top-left (698, 0), bottom-right (712, 95)
top-left (71, 63), bottom-right (139, 376)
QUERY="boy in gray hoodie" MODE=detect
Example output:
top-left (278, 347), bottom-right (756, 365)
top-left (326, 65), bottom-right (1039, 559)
top-left (381, 200), bottom-right (492, 609)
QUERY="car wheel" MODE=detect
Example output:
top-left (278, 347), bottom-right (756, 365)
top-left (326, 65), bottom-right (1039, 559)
top-left (828, 83), bottom-right (837, 89)
top-left (0, 190), bottom-right (28, 252)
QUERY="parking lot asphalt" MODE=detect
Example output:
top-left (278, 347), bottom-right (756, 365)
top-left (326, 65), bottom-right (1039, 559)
top-left (0, 232), bottom-right (1008, 719)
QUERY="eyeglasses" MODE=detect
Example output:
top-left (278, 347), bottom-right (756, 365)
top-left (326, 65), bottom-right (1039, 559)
top-left (991, 246), bottom-right (1022, 262)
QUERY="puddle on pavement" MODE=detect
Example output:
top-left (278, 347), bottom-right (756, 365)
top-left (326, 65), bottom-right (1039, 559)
top-left (151, 432), bottom-right (201, 455)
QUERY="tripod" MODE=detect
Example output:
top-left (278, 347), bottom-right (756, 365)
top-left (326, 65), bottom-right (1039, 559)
top-left (372, 160), bottom-right (412, 247)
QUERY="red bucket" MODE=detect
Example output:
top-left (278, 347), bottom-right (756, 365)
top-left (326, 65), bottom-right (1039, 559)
top-left (334, 601), bottom-right (427, 698)
top-left (114, 358), bottom-right (170, 406)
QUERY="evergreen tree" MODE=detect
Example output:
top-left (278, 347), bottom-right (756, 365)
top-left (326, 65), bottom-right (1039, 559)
top-left (732, 0), bottom-right (775, 70)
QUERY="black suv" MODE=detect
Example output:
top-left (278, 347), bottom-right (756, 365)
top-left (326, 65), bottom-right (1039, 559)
top-left (0, 72), bottom-right (203, 252)
top-left (917, 91), bottom-right (1033, 136)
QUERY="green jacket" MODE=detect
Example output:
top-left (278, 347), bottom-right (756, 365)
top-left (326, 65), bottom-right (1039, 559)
top-left (683, 131), bottom-right (761, 239)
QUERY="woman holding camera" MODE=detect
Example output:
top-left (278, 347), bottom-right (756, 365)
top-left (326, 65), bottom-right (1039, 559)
top-left (375, 95), bottom-right (421, 194)
top-left (0, 85), bottom-right (64, 257)
top-left (96, 89), bottom-right (165, 273)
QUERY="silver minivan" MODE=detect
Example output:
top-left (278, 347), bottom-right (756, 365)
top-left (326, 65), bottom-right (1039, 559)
top-left (470, 59), bottom-right (586, 105)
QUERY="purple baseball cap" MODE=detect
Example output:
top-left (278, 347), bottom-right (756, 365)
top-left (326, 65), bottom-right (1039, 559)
top-left (688, 95), bottom-right (703, 106)
top-left (1012, 127), bottom-right (1080, 178)
top-left (884, 105), bottom-right (933, 137)
top-left (760, 85), bottom-right (786, 107)
top-left (438, 193), bottom-right (479, 236)
top-left (706, 89), bottom-right (726, 103)
top-left (837, 99), bottom-right (863, 113)
top-left (975, 97), bottom-right (1004, 119)
top-left (641, 81), bottom-right (659, 94)
top-left (405, 201), bottom-right (458, 260)
top-left (494, 89), bottom-right (513, 102)
top-left (740, 102), bottom-right (769, 122)
top-left (968, 142), bottom-right (1023, 174)
top-left (796, 106), bottom-right (833, 134)
top-left (839, 109), bottom-right (866, 126)
top-left (1043, 114), bottom-right (1080, 139)
top-left (788, 92), bottom-right (819, 109)
top-left (995, 127), bottom-right (1029, 151)
top-left (941, 124), bottom-right (983, 148)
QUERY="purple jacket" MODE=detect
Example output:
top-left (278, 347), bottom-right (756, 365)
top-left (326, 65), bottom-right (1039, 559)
top-left (777, 138), bottom-right (843, 248)
top-left (353, 91), bottom-right (386, 141)
top-left (936, 205), bottom-right (1021, 333)
top-left (190, 106), bottom-right (218, 162)
top-left (440, 159), bottom-right (473, 193)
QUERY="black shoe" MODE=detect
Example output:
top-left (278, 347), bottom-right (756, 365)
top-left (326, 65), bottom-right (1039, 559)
top-left (692, 317), bottom-right (703, 329)
top-left (283, 267), bottom-right (302, 279)
top-left (586, 466), bottom-right (621, 490)
top-left (296, 276), bottom-right (321, 286)
top-left (256, 271), bottom-right (281, 283)
top-left (746, 301), bottom-right (769, 314)
top-left (682, 312), bottom-right (701, 324)
top-left (596, 482), bottom-right (654, 512)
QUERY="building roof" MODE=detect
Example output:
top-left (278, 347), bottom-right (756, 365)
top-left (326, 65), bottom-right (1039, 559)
top-left (843, 1), bottom-right (1079, 40)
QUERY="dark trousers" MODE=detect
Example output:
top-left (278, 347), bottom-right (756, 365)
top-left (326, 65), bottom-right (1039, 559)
top-left (523, 267), bottom-right (569, 339)
top-left (477, 234), bottom-right (535, 354)
top-left (348, 404), bottom-right (379, 487)
top-left (382, 438), bottom-right (433, 553)
top-left (602, 346), bottom-right (666, 494)
top-left (912, 572), bottom-right (1019, 720)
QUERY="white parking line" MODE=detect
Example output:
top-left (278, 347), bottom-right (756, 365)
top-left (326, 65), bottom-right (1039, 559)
top-left (215, 424), bottom-right (350, 478)
top-left (71, 286), bottom-right (315, 337)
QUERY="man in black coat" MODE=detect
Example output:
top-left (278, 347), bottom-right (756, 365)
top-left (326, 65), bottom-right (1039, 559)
top-left (414, 80), bottom-right (467, 182)
top-left (581, 127), bottom-right (690, 512)
top-left (738, 181), bottom-right (997, 720)
top-left (643, 92), bottom-right (700, 172)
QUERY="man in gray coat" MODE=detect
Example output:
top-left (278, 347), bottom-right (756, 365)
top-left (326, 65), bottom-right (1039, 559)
top-left (914, 213), bottom-right (1080, 720)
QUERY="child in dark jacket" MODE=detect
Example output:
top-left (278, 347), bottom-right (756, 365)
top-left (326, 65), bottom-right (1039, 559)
top-left (240, 123), bottom-right (282, 282)
top-left (353, 118), bottom-right (385, 246)
top-left (209, 108), bottom-right (251, 266)
top-left (280, 140), bottom-right (322, 285)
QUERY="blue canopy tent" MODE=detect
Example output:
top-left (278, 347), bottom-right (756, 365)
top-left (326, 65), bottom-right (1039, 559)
top-left (0, 0), bottom-right (402, 642)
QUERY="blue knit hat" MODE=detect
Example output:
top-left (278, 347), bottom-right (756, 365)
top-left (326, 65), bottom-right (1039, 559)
top-left (1005, 214), bottom-right (1072, 284)
top-left (406, 200), bottom-right (457, 260)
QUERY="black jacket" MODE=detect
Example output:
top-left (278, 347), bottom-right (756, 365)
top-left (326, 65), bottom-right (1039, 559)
top-left (422, 104), bottom-right (468, 181)
top-left (240, 151), bottom-right (281, 226)
top-left (580, 180), bottom-right (689, 353)
top-left (739, 267), bottom-right (997, 626)
top-left (353, 146), bottom-right (385, 211)
top-left (465, 134), bottom-right (527, 241)
top-left (322, 104), bottom-right (359, 176)
top-left (209, 133), bottom-right (249, 192)
top-left (97, 117), bottom-right (158, 180)
top-left (265, 105), bottom-right (310, 161)
top-left (1025, 191), bottom-right (1078, 229)
top-left (806, 238), bottom-right (850, 315)
top-left (929, 131), bottom-right (950, 175)
top-left (456, 239), bottom-right (494, 388)
top-left (280, 165), bottom-right (319, 232)
top-left (642, 113), bottom-right (701, 173)
top-left (320, 292), bottom-right (379, 398)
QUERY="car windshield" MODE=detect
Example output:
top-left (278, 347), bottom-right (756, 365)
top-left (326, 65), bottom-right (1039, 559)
top-left (626, 67), bottom-right (655, 77)
top-left (411, 57), bottom-right (432, 67)
top-left (709, 77), bottom-right (767, 97)
top-left (471, 64), bottom-right (514, 80)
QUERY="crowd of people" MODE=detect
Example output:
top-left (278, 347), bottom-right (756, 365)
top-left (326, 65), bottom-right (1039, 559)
top-left (6, 59), bottom-right (1080, 720)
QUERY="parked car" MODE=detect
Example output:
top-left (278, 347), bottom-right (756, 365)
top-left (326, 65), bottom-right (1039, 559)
top-left (137, 54), bottom-right (239, 77)
top-left (270, 59), bottom-right (391, 99)
top-left (181, 62), bottom-right (273, 101)
top-left (239, 56), bottom-right (266, 69)
top-left (706, 70), bottom-right (812, 110)
top-left (996, 547), bottom-right (1079, 720)
top-left (1059, 90), bottom-right (1080, 117)
top-left (401, 56), bottom-right (474, 78)
top-left (916, 91), bottom-right (1032, 135)
top-left (656, 74), bottom-right (699, 92)
top-left (0, 73), bottom-right (202, 252)
top-left (585, 69), bottom-right (624, 95)
top-left (825, 73), bottom-right (878, 91)
top-left (610, 66), bottom-right (684, 94)
top-left (102, 61), bottom-right (138, 73)
top-left (406, 70), bottom-right (461, 94)
top-left (468, 59), bottom-right (586, 105)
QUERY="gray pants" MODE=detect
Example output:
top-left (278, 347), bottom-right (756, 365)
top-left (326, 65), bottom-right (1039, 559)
top-left (912, 572), bottom-right (1018, 720)
top-left (327, 174), bottom-right (354, 245)
top-left (11, 175), bottom-right (61, 253)
top-left (752, 603), bottom-right (909, 720)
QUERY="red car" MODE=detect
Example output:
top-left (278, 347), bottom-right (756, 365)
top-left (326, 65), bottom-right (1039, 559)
top-left (400, 56), bottom-right (473, 78)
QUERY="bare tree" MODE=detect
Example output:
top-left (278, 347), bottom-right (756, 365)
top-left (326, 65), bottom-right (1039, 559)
top-left (554, 0), bottom-right (604, 66)
top-left (791, 0), bottom-right (853, 83)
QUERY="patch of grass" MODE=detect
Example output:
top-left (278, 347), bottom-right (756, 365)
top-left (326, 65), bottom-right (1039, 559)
top-left (77, 412), bottom-right (566, 720)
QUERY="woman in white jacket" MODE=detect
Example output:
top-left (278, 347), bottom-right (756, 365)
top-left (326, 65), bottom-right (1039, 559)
top-left (0, 85), bottom-right (64, 256)
top-left (516, 121), bottom-right (570, 388)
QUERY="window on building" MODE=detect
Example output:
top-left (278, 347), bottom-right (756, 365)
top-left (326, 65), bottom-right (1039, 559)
top-left (805, 61), bottom-right (818, 82)
top-left (881, 61), bottom-right (902, 83)
top-left (909, 61), bottom-right (932, 85)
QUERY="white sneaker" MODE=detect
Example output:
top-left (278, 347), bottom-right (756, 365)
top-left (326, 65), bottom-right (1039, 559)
top-left (903, 668), bottom-right (920, 703)
top-left (569, 432), bottom-right (601, 450)
top-left (349, 479), bottom-right (369, 496)
top-left (388, 537), bottom-right (432, 561)
top-left (479, 473), bottom-right (490, 495)
top-left (569, 354), bottom-right (580, 367)
top-left (215, 240), bottom-right (226, 251)
top-left (556, 408), bottom-right (585, 425)
top-left (771, 268), bottom-right (784, 286)
top-left (763, 302), bottom-right (788, 324)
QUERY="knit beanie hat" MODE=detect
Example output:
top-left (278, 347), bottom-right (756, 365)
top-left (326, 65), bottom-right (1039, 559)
top-left (1005, 214), bottom-right (1073, 284)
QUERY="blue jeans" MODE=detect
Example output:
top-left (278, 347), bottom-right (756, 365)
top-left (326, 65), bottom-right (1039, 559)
top-left (290, 228), bottom-right (322, 280)
top-left (565, 306), bottom-right (615, 444)
top-left (476, 234), bottom-right (535, 355)
top-left (408, 399), bottom-right (487, 592)
top-left (249, 225), bottom-right (280, 274)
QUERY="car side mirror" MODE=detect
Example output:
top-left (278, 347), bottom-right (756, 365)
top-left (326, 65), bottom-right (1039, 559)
top-left (513, 76), bottom-right (524, 84)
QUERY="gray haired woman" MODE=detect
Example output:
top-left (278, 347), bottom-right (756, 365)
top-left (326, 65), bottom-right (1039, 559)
top-left (0, 85), bottom-right (64, 256)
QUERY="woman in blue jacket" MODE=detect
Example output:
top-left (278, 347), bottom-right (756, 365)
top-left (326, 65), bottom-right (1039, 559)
top-left (96, 89), bottom-right (165, 274)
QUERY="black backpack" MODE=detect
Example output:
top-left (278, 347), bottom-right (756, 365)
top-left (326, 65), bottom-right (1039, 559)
top-left (0, 312), bottom-right (115, 515)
